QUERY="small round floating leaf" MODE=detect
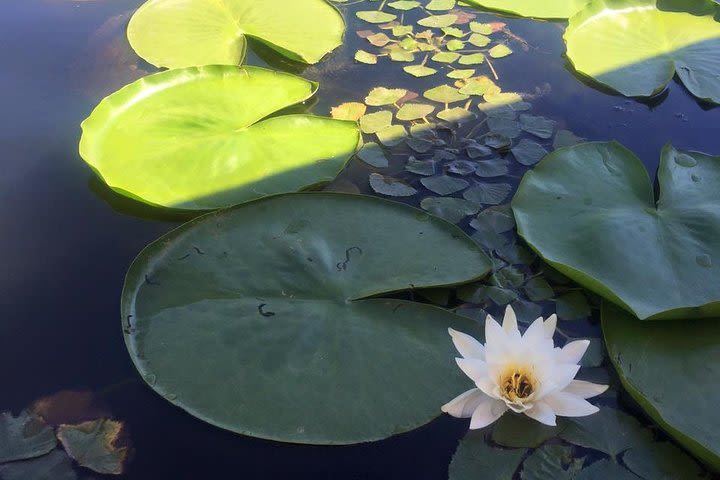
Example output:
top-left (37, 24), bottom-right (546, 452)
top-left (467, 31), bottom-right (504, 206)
top-left (447, 69), bottom-right (476, 79)
top-left (57, 419), bottom-right (129, 475)
top-left (449, 430), bottom-right (526, 480)
top-left (406, 158), bottom-right (437, 176)
top-left (0, 450), bottom-right (77, 480)
top-left (484, 133), bottom-right (511, 149)
top-left (122, 193), bottom-right (492, 444)
top-left (484, 91), bottom-right (523, 105)
top-left (463, 183), bottom-right (512, 205)
top-left (420, 197), bottom-right (480, 223)
top-left (392, 25), bottom-right (414, 36)
top-left (488, 117), bottom-right (521, 139)
top-left (418, 14), bottom-right (458, 28)
top-left (488, 44), bottom-right (513, 58)
top-left (458, 53), bottom-right (486, 65)
top-left (467, 33), bottom-right (491, 47)
top-left (356, 142), bottom-right (389, 168)
top-left (565, 0), bottom-right (720, 103)
top-left (388, 46), bottom-right (415, 62)
top-left (492, 413), bottom-right (559, 448)
top-left (603, 302), bottom-right (720, 469)
top-left (520, 114), bottom-right (556, 139)
top-left (365, 87), bottom-right (409, 106)
top-left (355, 50), bottom-right (378, 64)
top-left (79, 66), bottom-right (360, 210)
top-left (424, 85), bottom-right (469, 104)
top-left (446, 39), bottom-right (465, 51)
top-left (388, 0), bottom-right (421, 10)
top-left (555, 292), bottom-right (590, 321)
top-left (462, 0), bottom-right (589, 19)
top-left (366, 32), bottom-right (392, 47)
top-left (427, 0), bottom-right (456, 10)
top-left (376, 125), bottom-right (408, 146)
top-left (404, 65), bottom-right (438, 77)
top-left (553, 130), bottom-right (585, 150)
top-left (513, 142), bottom-right (720, 320)
top-left (437, 107), bottom-right (476, 123)
top-left (447, 160), bottom-right (478, 176)
top-left (512, 139), bottom-right (548, 166)
top-left (520, 445), bottom-right (581, 480)
top-left (432, 52), bottom-right (461, 63)
top-left (459, 76), bottom-right (495, 95)
top-left (442, 26), bottom-right (465, 37)
top-left (360, 110), bottom-right (394, 134)
top-left (421, 175), bottom-right (470, 195)
top-left (475, 158), bottom-right (509, 177)
top-left (331, 102), bottom-right (367, 121)
top-left (397, 103), bottom-right (436, 121)
top-left (370, 173), bottom-right (417, 196)
top-left (127, 0), bottom-right (345, 68)
top-left (469, 22), bottom-right (493, 34)
top-left (574, 459), bottom-right (640, 480)
top-left (356, 10), bottom-right (398, 23)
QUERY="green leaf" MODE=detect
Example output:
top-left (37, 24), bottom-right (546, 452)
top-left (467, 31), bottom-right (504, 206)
top-left (80, 66), bottom-right (360, 211)
top-left (122, 193), bottom-right (492, 444)
top-left (420, 197), bottom-right (481, 223)
top-left (458, 53), bottom-right (486, 65)
top-left (437, 107), bottom-right (476, 123)
top-left (432, 52), bottom-right (461, 63)
top-left (421, 175), bottom-right (469, 195)
top-left (404, 65), bottom-right (439, 77)
top-left (356, 10), bottom-right (398, 23)
top-left (360, 110), bottom-right (394, 134)
top-left (356, 142), bottom-right (389, 168)
top-left (0, 450), bottom-right (77, 480)
top-left (488, 44), bottom-right (513, 58)
top-left (555, 292), bottom-right (590, 321)
top-left (376, 125), bottom-right (408, 146)
top-left (396, 103), bottom-right (436, 121)
top-left (513, 142), bottom-right (720, 320)
top-left (511, 139), bottom-right (549, 166)
top-left (355, 49), bottom-right (378, 64)
top-left (468, 33), bottom-right (491, 47)
top-left (565, 0), bottom-right (720, 103)
top-left (469, 22), bottom-right (493, 34)
top-left (492, 413), bottom-right (560, 448)
top-left (388, 0), bottom-right (421, 10)
top-left (388, 46), bottom-right (416, 62)
top-left (560, 406), bottom-right (652, 457)
top-left (447, 69), bottom-right (476, 79)
top-left (603, 302), bottom-right (720, 470)
top-left (57, 419), bottom-right (129, 475)
top-left (424, 85), bottom-right (469, 104)
top-left (520, 445), bottom-right (581, 480)
top-left (417, 14), bottom-right (458, 28)
top-left (449, 430), bottom-right (526, 480)
top-left (574, 459), bottom-right (640, 480)
top-left (427, 0), bottom-right (456, 10)
top-left (488, 117), bottom-right (521, 138)
top-left (127, 0), bottom-right (345, 68)
top-left (624, 441), bottom-right (707, 480)
top-left (462, 0), bottom-right (589, 19)
top-left (523, 277), bottom-right (554, 301)
top-left (0, 411), bottom-right (56, 463)
top-left (369, 173), bottom-right (418, 196)
top-left (365, 87), bottom-right (409, 106)
top-left (442, 26), bottom-right (465, 38)
top-left (519, 114), bottom-right (556, 139)
top-left (446, 39), bottom-right (465, 51)
top-left (331, 102), bottom-right (367, 122)
top-left (475, 158), bottom-right (509, 177)
top-left (463, 183), bottom-right (511, 205)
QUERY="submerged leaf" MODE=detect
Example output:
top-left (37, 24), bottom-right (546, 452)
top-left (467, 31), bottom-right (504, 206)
top-left (57, 419), bottom-right (130, 475)
top-left (0, 411), bottom-right (56, 463)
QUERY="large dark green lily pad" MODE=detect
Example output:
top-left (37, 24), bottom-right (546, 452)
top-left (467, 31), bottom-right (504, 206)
top-left (462, 0), bottom-right (588, 19)
top-left (80, 66), bottom-right (360, 210)
top-left (127, 0), bottom-right (345, 68)
top-left (122, 193), bottom-right (491, 444)
top-left (603, 302), bottom-right (720, 470)
top-left (513, 142), bottom-right (720, 320)
top-left (565, 0), bottom-right (720, 104)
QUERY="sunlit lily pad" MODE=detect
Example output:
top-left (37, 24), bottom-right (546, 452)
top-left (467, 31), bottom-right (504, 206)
top-left (424, 85), bottom-right (469, 103)
top-left (127, 0), bottom-right (345, 68)
top-left (80, 66), bottom-right (360, 210)
top-left (397, 103), bottom-right (436, 120)
top-left (365, 87), bottom-right (409, 106)
top-left (462, 0), bottom-right (589, 19)
top-left (603, 302), bottom-right (720, 470)
top-left (565, 0), bottom-right (720, 103)
top-left (418, 14), bottom-right (458, 28)
top-left (122, 193), bottom-right (491, 444)
top-left (356, 10), bottom-right (398, 24)
top-left (404, 65), bottom-right (439, 77)
top-left (513, 142), bottom-right (720, 320)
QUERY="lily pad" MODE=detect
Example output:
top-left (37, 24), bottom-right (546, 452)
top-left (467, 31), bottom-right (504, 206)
top-left (404, 65), bottom-right (439, 77)
top-left (365, 87), bottom-right (409, 106)
top-left (360, 110), bottom-right (394, 134)
top-left (513, 142), bottom-right (720, 320)
top-left (127, 0), bottom-right (345, 68)
top-left (449, 430), bottom-right (526, 480)
top-left (370, 173), bottom-right (418, 197)
top-left (397, 103), bottom-right (436, 121)
top-left (565, 0), bottom-right (720, 103)
top-left (388, 0), bottom-right (421, 10)
top-left (331, 102), bottom-right (367, 121)
top-left (80, 66), bottom-right (360, 210)
top-left (356, 10), bottom-right (398, 24)
top-left (0, 450), bottom-right (77, 480)
top-left (357, 143), bottom-right (389, 168)
top-left (418, 14), bottom-right (458, 28)
top-left (421, 175), bottom-right (469, 195)
top-left (603, 302), bottom-right (720, 470)
top-left (0, 411), bottom-right (56, 463)
top-left (461, 0), bottom-right (589, 19)
top-left (420, 197), bottom-right (481, 223)
top-left (511, 139), bottom-right (548, 166)
top-left (424, 85), bottom-right (469, 104)
top-left (437, 107), bottom-right (476, 123)
top-left (488, 44), bottom-right (512, 58)
top-left (355, 50), bottom-right (378, 64)
top-left (122, 193), bottom-right (491, 444)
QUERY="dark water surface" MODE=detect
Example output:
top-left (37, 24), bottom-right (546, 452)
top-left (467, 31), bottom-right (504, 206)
top-left (0, 1), bottom-right (718, 478)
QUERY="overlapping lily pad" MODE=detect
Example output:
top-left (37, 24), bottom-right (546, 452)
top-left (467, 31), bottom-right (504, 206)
top-left (80, 66), bottom-right (360, 210)
top-left (565, 0), bottom-right (720, 103)
top-left (127, 0), bottom-right (345, 68)
top-left (513, 142), bottom-right (720, 320)
top-left (462, 0), bottom-right (589, 19)
top-left (603, 302), bottom-right (720, 470)
top-left (122, 193), bottom-right (492, 444)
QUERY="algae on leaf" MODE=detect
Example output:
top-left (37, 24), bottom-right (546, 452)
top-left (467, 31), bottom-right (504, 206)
top-left (128, 0), bottom-right (346, 68)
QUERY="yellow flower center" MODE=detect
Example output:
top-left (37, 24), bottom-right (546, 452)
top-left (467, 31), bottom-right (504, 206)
top-left (500, 368), bottom-right (535, 403)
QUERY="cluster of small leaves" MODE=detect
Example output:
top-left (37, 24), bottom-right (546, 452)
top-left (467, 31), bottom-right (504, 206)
top-left (353, 0), bottom-right (514, 81)
top-left (449, 406), bottom-right (713, 480)
top-left (0, 392), bottom-right (131, 479)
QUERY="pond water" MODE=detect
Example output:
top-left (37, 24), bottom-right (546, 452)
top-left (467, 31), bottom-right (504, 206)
top-left (0, 0), bottom-right (718, 478)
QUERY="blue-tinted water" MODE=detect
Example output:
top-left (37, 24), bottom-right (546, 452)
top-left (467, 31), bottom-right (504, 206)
top-left (0, 0), bottom-right (718, 478)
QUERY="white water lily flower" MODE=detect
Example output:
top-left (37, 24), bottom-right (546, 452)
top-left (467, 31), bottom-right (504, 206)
top-left (442, 306), bottom-right (608, 428)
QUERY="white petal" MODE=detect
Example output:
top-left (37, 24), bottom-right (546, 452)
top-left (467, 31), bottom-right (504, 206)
top-left (448, 328), bottom-right (485, 360)
top-left (524, 401), bottom-right (556, 426)
top-left (522, 317), bottom-right (548, 350)
top-left (502, 305), bottom-right (521, 339)
top-left (543, 314), bottom-right (557, 339)
top-left (563, 380), bottom-right (609, 399)
top-left (474, 374), bottom-right (500, 399)
top-left (544, 391), bottom-right (599, 417)
top-left (442, 388), bottom-right (487, 418)
top-left (549, 363), bottom-right (581, 392)
top-left (469, 398), bottom-right (507, 429)
top-left (456, 357), bottom-right (488, 384)
top-left (558, 340), bottom-right (590, 365)
top-left (485, 314), bottom-right (506, 347)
